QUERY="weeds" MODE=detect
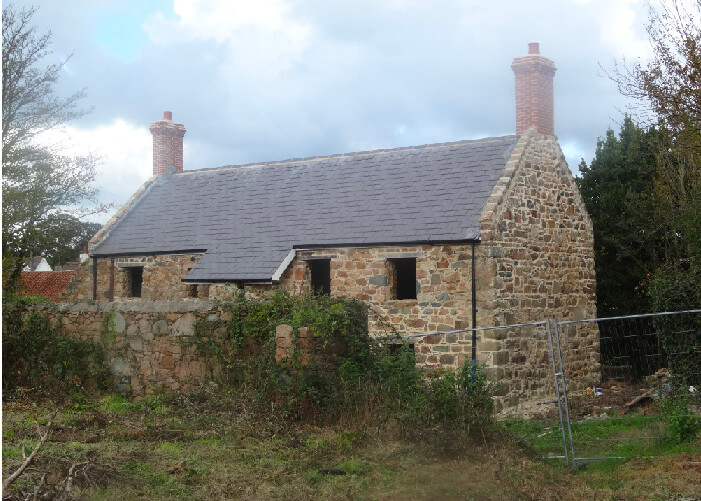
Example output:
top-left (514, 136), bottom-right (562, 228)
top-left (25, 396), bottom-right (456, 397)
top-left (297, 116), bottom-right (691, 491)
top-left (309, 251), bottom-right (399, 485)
top-left (191, 290), bottom-right (497, 441)
top-left (662, 396), bottom-right (701, 444)
top-left (2, 293), bottom-right (109, 396)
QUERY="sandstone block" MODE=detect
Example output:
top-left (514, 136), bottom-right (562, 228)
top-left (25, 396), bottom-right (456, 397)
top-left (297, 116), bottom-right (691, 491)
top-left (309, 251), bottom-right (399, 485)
top-left (172, 313), bottom-right (196, 336)
top-left (114, 312), bottom-right (126, 333)
top-left (439, 354), bottom-right (455, 365)
top-left (110, 357), bottom-right (132, 377)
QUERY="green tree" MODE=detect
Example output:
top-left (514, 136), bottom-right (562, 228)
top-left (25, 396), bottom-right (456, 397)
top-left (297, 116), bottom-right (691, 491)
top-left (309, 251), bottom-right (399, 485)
top-left (2, 4), bottom-right (108, 288)
top-left (577, 118), bottom-right (661, 315)
top-left (34, 216), bottom-right (102, 266)
top-left (601, 0), bottom-right (700, 312)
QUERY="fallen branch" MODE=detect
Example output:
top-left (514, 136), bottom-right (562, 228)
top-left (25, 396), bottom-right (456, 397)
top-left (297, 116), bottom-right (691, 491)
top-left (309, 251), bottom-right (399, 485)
top-left (60, 461), bottom-right (89, 496)
top-left (625, 389), bottom-right (654, 408)
top-left (3, 410), bottom-right (57, 490)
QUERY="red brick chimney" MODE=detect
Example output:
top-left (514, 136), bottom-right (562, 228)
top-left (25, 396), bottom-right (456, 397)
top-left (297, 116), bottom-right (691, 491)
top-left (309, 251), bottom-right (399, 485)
top-left (511, 43), bottom-right (557, 136)
top-left (149, 111), bottom-right (186, 176)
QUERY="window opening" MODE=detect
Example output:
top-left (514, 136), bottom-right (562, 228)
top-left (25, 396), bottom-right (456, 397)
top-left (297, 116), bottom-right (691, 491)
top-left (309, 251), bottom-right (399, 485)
top-left (128, 266), bottom-right (143, 298)
top-left (186, 268), bottom-right (199, 298)
top-left (309, 259), bottom-right (331, 296)
top-left (389, 258), bottom-right (417, 300)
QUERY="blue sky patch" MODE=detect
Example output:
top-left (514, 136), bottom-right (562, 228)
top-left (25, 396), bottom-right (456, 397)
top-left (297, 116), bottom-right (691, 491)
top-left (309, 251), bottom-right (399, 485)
top-left (94, 0), bottom-right (173, 62)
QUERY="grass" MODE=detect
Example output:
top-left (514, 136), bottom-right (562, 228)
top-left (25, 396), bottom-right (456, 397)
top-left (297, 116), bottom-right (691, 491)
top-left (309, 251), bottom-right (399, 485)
top-left (3, 390), bottom-right (700, 500)
top-left (505, 410), bottom-right (699, 464)
top-left (503, 407), bottom-right (701, 498)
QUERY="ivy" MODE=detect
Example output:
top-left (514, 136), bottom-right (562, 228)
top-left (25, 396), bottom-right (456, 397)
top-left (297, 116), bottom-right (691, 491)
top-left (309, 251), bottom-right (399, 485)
top-left (2, 293), bottom-right (110, 395)
top-left (191, 290), bottom-right (497, 435)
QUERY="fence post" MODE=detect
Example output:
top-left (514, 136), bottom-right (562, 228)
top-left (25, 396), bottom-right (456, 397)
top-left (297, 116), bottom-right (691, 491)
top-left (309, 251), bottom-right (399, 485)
top-left (546, 318), bottom-right (570, 464)
top-left (552, 319), bottom-right (576, 466)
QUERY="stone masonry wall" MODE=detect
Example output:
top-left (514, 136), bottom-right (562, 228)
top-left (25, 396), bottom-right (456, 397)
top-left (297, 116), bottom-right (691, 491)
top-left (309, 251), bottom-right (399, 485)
top-left (475, 131), bottom-right (600, 409)
top-left (59, 259), bottom-right (95, 302)
top-left (272, 245), bottom-right (479, 370)
top-left (43, 301), bottom-right (222, 395)
top-left (61, 254), bottom-right (206, 302)
top-left (62, 133), bottom-right (600, 412)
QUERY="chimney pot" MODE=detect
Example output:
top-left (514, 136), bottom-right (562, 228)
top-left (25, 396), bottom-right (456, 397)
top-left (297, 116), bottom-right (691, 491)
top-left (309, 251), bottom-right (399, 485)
top-left (163, 111), bottom-right (172, 121)
top-left (528, 42), bottom-right (539, 54)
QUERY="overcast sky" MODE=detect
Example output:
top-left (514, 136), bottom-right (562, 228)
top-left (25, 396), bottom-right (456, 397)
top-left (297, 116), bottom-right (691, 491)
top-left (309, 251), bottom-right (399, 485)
top-left (9, 0), bottom-right (657, 224)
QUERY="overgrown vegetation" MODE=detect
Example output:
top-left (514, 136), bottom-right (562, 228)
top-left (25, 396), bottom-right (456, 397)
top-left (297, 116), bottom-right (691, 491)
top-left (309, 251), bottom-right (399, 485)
top-left (192, 290), bottom-right (496, 438)
top-left (2, 293), bottom-right (109, 396)
top-left (2, 289), bottom-right (699, 499)
top-left (3, 390), bottom-right (699, 500)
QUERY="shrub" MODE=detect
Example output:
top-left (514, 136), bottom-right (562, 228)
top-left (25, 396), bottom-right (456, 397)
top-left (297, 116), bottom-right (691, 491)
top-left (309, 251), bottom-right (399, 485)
top-left (192, 290), bottom-right (497, 436)
top-left (662, 396), bottom-right (701, 444)
top-left (2, 293), bottom-right (109, 395)
top-left (649, 265), bottom-right (701, 388)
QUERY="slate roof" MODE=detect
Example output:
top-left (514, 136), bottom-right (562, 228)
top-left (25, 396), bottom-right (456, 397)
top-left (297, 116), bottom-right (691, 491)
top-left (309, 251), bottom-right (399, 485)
top-left (92, 135), bottom-right (519, 282)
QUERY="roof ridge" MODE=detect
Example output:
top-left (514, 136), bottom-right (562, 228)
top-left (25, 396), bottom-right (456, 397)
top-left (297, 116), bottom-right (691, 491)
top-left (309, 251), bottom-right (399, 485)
top-left (178, 135), bottom-right (518, 175)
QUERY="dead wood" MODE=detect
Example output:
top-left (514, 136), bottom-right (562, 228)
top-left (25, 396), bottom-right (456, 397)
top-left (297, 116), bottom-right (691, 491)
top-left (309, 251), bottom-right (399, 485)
top-left (3, 410), bottom-right (57, 490)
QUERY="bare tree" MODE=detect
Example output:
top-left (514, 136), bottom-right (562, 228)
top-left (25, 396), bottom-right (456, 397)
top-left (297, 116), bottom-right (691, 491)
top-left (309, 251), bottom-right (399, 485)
top-left (609, 0), bottom-right (700, 139)
top-left (2, 4), bottom-right (109, 287)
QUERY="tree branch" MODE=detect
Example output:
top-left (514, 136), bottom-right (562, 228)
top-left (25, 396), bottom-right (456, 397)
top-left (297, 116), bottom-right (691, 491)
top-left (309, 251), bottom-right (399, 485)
top-left (3, 410), bottom-right (57, 490)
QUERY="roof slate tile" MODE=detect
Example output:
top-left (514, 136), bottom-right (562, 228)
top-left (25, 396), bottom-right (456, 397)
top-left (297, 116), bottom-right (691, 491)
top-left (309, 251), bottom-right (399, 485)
top-left (93, 136), bottom-right (517, 281)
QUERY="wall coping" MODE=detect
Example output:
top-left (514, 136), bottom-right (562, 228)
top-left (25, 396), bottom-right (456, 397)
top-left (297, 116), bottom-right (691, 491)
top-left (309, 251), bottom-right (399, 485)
top-left (38, 300), bottom-right (216, 314)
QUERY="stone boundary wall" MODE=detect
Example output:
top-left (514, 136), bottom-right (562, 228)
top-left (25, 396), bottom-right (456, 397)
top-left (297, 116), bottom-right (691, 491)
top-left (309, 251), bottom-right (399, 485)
top-left (33, 301), bottom-right (597, 414)
top-left (37, 303), bottom-right (349, 397)
top-left (41, 300), bottom-right (223, 395)
top-left (275, 324), bottom-right (347, 369)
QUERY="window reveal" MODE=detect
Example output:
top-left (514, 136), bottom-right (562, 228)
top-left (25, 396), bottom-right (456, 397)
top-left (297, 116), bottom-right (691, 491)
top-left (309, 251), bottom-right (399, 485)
top-left (389, 258), bottom-right (417, 300)
top-left (308, 259), bottom-right (331, 296)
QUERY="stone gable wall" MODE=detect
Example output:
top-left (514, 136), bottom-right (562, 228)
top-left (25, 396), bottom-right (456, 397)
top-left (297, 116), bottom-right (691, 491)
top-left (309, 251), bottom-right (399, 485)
top-left (59, 260), bottom-right (96, 302)
top-left (474, 132), bottom-right (600, 407)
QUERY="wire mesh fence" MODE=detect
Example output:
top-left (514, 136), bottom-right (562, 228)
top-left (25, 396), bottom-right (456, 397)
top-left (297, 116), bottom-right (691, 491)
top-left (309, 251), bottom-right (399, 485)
top-left (397, 309), bottom-right (699, 465)
top-left (404, 321), bottom-right (560, 415)
top-left (401, 309), bottom-right (700, 465)
top-left (554, 310), bottom-right (701, 463)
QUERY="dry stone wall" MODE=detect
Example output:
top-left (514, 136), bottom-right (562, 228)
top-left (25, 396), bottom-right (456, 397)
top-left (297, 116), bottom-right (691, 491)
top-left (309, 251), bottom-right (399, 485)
top-left (44, 301), bottom-right (221, 395)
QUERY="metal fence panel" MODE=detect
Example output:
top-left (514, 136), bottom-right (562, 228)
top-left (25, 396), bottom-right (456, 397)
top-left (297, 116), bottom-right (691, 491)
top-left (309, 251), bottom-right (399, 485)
top-left (554, 310), bottom-right (700, 464)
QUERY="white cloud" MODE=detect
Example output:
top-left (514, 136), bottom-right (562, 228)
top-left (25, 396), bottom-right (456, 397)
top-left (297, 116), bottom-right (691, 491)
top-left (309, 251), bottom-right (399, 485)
top-left (144, 0), bottom-right (312, 56)
top-left (142, 0), bottom-right (315, 96)
top-left (37, 120), bottom-right (154, 222)
top-left (595, 0), bottom-right (651, 58)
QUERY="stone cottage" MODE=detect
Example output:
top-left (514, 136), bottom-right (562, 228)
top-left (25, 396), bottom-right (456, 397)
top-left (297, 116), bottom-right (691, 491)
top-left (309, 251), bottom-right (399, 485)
top-left (62, 44), bottom-right (599, 396)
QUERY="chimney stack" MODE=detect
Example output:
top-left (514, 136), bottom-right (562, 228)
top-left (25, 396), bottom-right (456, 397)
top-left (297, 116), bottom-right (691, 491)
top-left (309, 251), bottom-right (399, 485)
top-left (150, 111), bottom-right (186, 176)
top-left (511, 43), bottom-right (557, 136)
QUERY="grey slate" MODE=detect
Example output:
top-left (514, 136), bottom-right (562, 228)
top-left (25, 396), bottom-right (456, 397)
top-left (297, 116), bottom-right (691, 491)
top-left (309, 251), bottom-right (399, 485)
top-left (92, 136), bottom-right (518, 281)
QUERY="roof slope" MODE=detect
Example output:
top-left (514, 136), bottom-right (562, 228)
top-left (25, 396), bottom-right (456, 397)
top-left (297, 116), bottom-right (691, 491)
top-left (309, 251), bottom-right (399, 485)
top-left (92, 136), bottom-right (518, 281)
top-left (19, 271), bottom-right (73, 301)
